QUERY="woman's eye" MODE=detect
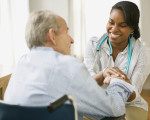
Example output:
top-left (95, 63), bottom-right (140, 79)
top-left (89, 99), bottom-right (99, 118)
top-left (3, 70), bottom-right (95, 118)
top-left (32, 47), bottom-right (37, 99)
top-left (109, 21), bottom-right (114, 25)
top-left (120, 23), bottom-right (128, 27)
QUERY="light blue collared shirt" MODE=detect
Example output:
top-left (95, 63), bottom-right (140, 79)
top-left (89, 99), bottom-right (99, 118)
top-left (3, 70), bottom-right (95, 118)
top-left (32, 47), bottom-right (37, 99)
top-left (4, 47), bottom-right (134, 119)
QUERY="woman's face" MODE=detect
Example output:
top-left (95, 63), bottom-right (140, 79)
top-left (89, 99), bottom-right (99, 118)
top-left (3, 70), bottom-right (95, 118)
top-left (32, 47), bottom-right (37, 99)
top-left (106, 9), bottom-right (133, 46)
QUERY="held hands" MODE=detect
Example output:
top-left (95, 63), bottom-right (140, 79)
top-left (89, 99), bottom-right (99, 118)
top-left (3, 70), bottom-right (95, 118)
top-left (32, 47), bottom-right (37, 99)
top-left (103, 67), bottom-right (126, 79)
top-left (93, 67), bottom-right (131, 86)
top-left (102, 67), bottom-right (135, 102)
top-left (94, 67), bottom-right (135, 101)
top-left (102, 67), bottom-right (131, 85)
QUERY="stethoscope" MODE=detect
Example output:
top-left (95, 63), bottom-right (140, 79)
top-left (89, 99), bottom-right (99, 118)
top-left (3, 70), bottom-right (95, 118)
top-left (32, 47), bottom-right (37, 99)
top-left (96, 35), bottom-right (132, 74)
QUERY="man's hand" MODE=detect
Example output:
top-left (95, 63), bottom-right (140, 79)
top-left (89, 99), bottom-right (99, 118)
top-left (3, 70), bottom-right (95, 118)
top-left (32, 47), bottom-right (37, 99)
top-left (103, 74), bottom-right (136, 102)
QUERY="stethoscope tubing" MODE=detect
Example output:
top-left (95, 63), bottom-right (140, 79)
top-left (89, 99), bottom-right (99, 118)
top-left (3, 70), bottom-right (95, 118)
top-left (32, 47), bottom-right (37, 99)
top-left (96, 34), bottom-right (132, 74)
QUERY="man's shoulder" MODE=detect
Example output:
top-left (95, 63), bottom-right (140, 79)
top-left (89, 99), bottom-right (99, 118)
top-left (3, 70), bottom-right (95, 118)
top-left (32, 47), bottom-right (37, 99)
top-left (57, 54), bottom-right (83, 67)
top-left (56, 54), bottom-right (88, 79)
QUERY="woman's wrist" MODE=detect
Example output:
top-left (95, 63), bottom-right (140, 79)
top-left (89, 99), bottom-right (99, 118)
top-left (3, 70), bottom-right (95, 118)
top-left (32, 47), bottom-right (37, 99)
top-left (102, 67), bottom-right (108, 78)
top-left (93, 71), bottom-right (104, 86)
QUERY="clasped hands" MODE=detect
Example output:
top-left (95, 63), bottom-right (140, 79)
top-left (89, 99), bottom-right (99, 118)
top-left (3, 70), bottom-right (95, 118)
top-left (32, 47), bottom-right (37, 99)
top-left (102, 67), bottom-right (131, 85)
top-left (94, 67), bottom-right (135, 102)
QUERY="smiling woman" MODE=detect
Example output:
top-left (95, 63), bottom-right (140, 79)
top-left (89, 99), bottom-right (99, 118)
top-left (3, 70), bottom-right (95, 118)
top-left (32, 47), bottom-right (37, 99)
top-left (106, 9), bottom-right (134, 61)
top-left (84, 1), bottom-right (150, 120)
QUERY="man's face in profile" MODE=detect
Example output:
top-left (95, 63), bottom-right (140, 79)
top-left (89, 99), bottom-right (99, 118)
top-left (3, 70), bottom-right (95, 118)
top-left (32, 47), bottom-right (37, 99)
top-left (54, 17), bottom-right (74, 55)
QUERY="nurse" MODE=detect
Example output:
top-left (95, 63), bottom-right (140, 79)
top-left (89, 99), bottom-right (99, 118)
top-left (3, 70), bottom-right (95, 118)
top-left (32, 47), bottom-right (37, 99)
top-left (84, 1), bottom-right (150, 120)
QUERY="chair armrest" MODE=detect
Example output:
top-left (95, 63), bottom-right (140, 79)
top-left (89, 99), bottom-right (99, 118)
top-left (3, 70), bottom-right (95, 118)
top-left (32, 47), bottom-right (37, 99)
top-left (101, 114), bottom-right (125, 120)
top-left (47, 95), bottom-right (72, 112)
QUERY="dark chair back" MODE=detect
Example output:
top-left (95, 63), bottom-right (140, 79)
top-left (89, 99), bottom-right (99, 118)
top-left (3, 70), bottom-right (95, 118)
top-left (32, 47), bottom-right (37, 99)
top-left (0, 95), bottom-right (78, 120)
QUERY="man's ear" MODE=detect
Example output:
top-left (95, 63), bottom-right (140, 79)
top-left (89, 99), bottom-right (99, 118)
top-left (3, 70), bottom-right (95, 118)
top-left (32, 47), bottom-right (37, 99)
top-left (47, 28), bottom-right (56, 45)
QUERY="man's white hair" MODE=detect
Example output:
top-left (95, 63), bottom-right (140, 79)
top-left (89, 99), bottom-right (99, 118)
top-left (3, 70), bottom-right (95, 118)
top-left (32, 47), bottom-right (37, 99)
top-left (25, 10), bottom-right (61, 49)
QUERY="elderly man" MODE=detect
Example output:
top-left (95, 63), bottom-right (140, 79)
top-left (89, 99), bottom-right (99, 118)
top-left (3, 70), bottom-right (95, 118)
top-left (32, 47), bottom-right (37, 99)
top-left (4, 10), bottom-right (134, 120)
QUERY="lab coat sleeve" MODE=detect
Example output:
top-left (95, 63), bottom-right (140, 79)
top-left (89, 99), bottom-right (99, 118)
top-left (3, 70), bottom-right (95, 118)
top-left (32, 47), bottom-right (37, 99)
top-left (129, 46), bottom-right (150, 103)
top-left (83, 36), bottom-right (100, 76)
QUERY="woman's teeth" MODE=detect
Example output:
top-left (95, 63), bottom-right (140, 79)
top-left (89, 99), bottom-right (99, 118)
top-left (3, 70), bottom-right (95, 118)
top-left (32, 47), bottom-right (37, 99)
top-left (111, 33), bottom-right (120, 38)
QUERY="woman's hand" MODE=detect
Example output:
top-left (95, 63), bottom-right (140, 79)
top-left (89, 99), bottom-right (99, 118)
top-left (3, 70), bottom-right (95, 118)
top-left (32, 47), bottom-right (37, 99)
top-left (103, 67), bottom-right (132, 85)
top-left (103, 67), bottom-right (127, 79)
top-left (103, 74), bottom-right (131, 85)
top-left (94, 67), bottom-right (129, 86)
top-left (103, 74), bottom-right (136, 102)
top-left (93, 71), bottom-right (104, 86)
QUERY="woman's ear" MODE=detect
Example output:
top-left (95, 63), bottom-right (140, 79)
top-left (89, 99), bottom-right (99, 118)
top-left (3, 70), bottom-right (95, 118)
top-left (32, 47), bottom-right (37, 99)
top-left (131, 28), bottom-right (134, 33)
top-left (47, 28), bottom-right (56, 45)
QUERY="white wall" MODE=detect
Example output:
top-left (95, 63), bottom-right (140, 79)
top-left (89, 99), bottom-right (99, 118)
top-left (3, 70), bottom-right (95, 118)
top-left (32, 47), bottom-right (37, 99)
top-left (140, 0), bottom-right (150, 48)
top-left (140, 0), bottom-right (150, 89)
top-left (29, 0), bottom-right (69, 24)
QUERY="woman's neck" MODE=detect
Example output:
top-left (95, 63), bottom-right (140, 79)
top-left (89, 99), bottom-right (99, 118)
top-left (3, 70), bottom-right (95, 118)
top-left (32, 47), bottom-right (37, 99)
top-left (111, 40), bottom-right (129, 52)
top-left (110, 40), bottom-right (129, 61)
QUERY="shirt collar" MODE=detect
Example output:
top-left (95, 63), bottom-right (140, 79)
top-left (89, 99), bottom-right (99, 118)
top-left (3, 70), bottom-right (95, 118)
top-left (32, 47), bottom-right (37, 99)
top-left (101, 36), bottom-right (136, 55)
top-left (31, 46), bottom-right (54, 52)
